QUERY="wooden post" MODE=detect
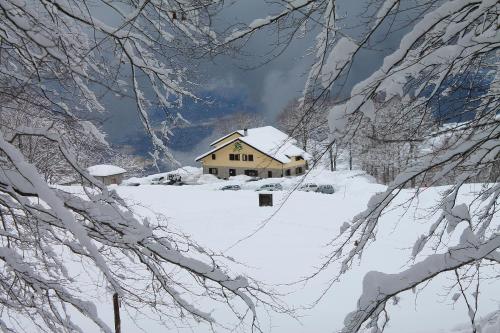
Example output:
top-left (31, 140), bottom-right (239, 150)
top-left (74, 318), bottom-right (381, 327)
top-left (348, 144), bottom-right (353, 171)
top-left (113, 293), bottom-right (121, 333)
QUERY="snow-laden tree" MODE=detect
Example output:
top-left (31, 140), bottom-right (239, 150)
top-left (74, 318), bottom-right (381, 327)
top-left (0, 96), bottom-right (108, 184)
top-left (277, 98), bottom-right (347, 171)
top-left (0, 0), bottom-right (222, 165)
top-left (0, 1), bottom-right (284, 331)
top-left (109, 150), bottom-right (151, 178)
top-left (222, 0), bottom-right (499, 331)
top-left (277, 99), bottom-right (329, 152)
top-left (347, 95), bottom-right (437, 184)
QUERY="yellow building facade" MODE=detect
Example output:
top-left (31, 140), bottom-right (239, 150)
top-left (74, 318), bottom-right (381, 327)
top-left (196, 126), bottom-right (309, 179)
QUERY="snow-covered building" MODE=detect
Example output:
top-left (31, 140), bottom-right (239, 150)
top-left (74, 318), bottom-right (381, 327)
top-left (195, 126), bottom-right (310, 179)
top-left (87, 164), bottom-right (126, 185)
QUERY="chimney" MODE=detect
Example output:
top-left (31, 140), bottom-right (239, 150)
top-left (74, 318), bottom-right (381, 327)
top-left (243, 128), bottom-right (248, 136)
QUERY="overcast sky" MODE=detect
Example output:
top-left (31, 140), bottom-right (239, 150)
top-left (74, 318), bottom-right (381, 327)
top-left (100, 0), bottom-right (422, 166)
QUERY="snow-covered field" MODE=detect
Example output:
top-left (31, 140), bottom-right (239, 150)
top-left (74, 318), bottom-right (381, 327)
top-left (94, 168), bottom-right (498, 332)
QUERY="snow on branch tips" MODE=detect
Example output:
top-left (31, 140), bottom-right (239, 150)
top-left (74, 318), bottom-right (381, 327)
top-left (291, 0), bottom-right (499, 331)
top-left (0, 0), bottom-right (222, 165)
top-left (0, 123), bottom-right (285, 330)
top-left (344, 231), bottom-right (500, 333)
top-left (0, 0), bottom-right (288, 331)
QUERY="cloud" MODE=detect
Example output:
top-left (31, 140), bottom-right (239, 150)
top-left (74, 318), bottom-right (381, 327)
top-left (261, 60), bottom-right (310, 120)
top-left (99, 0), bottom-right (427, 168)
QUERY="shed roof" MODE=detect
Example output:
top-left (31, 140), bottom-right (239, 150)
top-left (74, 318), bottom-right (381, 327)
top-left (87, 164), bottom-right (126, 177)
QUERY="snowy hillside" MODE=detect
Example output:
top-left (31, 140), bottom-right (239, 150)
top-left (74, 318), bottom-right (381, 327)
top-left (89, 168), bottom-right (499, 333)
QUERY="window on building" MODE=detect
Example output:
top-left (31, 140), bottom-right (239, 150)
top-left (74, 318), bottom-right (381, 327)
top-left (234, 154), bottom-right (240, 161)
top-left (229, 154), bottom-right (235, 160)
top-left (244, 170), bottom-right (258, 177)
top-left (248, 154), bottom-right (254, 161)
top-left (295, 156), bottom-right (304, 161)
top-left (295, 167), bottom-right (303, 174)
top-left (211, 154), bottom-right (216, 160)
top-left (208, 168), bottom-right (218, 175)
top-left (267, 171), bottom-right (272, 178)
top-left (285, 169), bottom-right (291, 176)
top-left (242, 154), bottom-right (247, 161)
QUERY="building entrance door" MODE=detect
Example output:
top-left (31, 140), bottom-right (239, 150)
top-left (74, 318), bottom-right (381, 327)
top-left (229, 169), bottom-right (236, 177)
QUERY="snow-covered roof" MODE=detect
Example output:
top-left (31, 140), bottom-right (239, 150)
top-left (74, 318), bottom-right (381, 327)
top-left (197, 126), bottom-right (311, 164)
top-left (87, 164), bottom-right (126, 177)
top-left (210, 131), bottom-right (241, 146)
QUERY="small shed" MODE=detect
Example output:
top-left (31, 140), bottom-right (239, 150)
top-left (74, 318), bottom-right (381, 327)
top-left (87, 164), bottom-right (126, 185)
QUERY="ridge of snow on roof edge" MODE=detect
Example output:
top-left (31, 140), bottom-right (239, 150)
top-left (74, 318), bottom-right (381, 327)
top-left (209, 130), bottom-right (244, 146)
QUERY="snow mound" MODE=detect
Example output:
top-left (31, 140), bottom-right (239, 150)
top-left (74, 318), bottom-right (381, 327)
top-left (229, 175), bottom-right (253, 182)
top-left (197, 174), bottom-right (222, 184)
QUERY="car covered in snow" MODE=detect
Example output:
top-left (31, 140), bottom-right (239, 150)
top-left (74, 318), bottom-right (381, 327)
top-left (220, 185), bottom-right (241, 191)
top-left (299, 183), bottom-right (318, 192)
top-left (316, 184), bottom-right (335, 194)
top-left (255, 183), bottom-right (283, 191)
top-left (150, 176), bottom-right (165, 185)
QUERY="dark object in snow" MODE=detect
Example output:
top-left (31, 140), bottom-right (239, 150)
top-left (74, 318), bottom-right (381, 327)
top-left (259, 193), bottom-right (273, 207)
top-left (166, 174), bottom-right (182, 185)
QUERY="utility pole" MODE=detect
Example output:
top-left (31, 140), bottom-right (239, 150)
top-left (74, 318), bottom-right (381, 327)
top-left (113, 293), bottom-right (121, 333)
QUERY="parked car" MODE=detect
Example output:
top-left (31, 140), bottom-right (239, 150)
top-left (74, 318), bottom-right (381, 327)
top-left (150, 176), bottom-right (165, 185)
top-left (166, 174), bottom-right (182, 185)
top-left (220, 185), bottom-right (241, 191)
top-left (256, 183), bottom-right (283, 191)
top-left (316, 184), bottom-right (335, 194)
top-left (299, 183), bottom-right (318, 192)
